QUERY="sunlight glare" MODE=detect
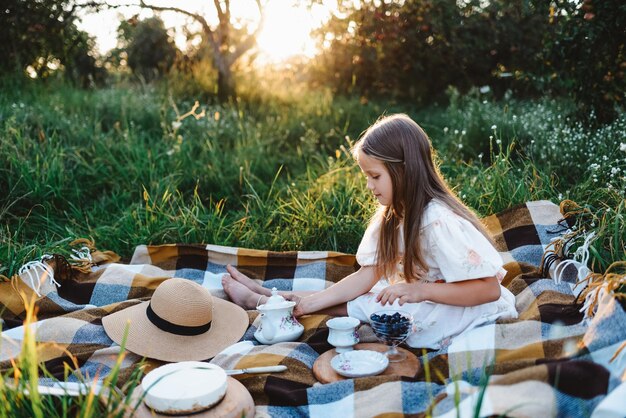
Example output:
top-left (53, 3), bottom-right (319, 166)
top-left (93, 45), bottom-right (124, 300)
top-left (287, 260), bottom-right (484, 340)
top-left (77, 0), bottom-right (336, 65)
top-left (255, 2), bottom-right (318, 64)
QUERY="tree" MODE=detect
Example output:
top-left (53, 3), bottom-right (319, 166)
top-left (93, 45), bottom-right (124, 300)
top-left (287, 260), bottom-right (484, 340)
top-left (310, 0), bottom-right (550, 101)
top-left (545, 0), bottom-right (626, 123)
top-left (136, 0), bottom-right (265, 101)
top-left (115, 16), bottom-right (178, 82)
top-left (64, 29), bottom-right (107, 87)
top-left (0, 0), bottom-right (101, 79)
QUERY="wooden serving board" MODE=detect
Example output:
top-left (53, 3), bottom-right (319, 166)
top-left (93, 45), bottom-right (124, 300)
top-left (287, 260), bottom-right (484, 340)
top-left (312, 342), bottom-right (420, 383)
top-left (130, 376), bottom-right (255, 418)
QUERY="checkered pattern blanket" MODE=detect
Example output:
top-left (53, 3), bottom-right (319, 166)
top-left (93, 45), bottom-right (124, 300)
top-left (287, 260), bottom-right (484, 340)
top-left (2, 200), bottom-right (625, 417)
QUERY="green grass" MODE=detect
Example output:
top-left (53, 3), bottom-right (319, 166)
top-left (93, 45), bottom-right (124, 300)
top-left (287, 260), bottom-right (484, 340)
top-left (1, 80), bottom-right (624, 276)
top-left (0, 297), bottom-right (146, 418)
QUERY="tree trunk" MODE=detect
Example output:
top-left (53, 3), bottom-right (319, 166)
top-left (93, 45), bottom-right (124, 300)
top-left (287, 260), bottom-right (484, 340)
top-left (217, 67), bottom-right (235, 102)
top-left (134, 1), bottom-right (263, 103)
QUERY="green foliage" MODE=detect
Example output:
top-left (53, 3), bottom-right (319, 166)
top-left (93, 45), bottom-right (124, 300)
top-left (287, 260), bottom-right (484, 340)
top-left (310, 0), bottom-right (550, 101)
top-left (114, 16), bottom-right (178, 82)
top-left (312, 0), bottom-right (625, 122)
top-left (0, 81), bottom-right (624, 277)
top-left (543, 0), bottom-right (626, 123)
top-left (64, 30), bottom-right (107, 88)
top-left (0, 0), bottom-right (102, 83)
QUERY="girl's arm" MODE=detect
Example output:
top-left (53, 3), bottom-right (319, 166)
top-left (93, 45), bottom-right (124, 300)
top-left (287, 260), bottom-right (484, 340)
top-left (376, 276), bottom-right (501, 307)
top-left (294, 266), bottom-right (379, 316)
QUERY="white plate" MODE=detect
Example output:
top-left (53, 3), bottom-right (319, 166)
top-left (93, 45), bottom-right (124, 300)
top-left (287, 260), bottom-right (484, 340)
top-left (330, 350), bottom-right (389, 378)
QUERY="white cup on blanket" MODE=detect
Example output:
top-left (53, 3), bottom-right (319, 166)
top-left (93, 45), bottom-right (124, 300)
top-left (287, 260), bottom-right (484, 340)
top-left (327, 317), bottom-right (361, 353)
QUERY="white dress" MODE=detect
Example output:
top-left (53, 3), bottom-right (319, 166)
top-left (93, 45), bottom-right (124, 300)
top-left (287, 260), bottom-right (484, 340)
top-left (346, 199), bottom-right (518, 349)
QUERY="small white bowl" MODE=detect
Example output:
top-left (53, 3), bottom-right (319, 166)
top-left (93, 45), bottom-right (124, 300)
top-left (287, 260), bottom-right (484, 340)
top-left (327, 316), bottom-right (360, 353)
top-left (141, 362), bottom-right (227, 414)
top-left (330, 350), bottom-right (389, 378)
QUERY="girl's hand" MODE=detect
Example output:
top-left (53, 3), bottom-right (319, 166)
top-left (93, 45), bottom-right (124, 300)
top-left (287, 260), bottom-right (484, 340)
top-left (376, 282), bottom-right (425, 306)
top-left (287, 294), bottom-right (305, 317)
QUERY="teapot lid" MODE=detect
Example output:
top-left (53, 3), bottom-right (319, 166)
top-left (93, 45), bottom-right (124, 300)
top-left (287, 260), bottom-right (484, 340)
top-left (258, 288), bottom-right (295, 310)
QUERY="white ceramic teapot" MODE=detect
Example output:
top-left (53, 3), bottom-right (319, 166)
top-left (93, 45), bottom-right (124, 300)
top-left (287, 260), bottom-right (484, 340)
top-left (254, 288), bottom-right (304, 344)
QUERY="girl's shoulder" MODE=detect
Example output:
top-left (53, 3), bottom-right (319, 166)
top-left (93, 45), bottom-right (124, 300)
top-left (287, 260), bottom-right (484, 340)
top-left (420, 199), bottom-right (458, 230)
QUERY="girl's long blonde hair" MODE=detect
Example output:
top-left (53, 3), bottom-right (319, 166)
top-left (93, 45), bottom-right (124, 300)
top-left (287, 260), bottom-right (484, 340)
top-left (352, 114), bottom-right (492, 282)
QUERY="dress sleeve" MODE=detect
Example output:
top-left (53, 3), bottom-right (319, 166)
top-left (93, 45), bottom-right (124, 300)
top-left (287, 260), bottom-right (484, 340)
top-left (424, 212), bottom-right (506, 283)
top-left (355, 215), bottom-right (382, 267)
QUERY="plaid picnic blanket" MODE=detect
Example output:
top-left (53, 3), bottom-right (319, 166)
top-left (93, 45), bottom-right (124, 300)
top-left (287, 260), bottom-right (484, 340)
top-left (2, 200), bottom-right (625, 417)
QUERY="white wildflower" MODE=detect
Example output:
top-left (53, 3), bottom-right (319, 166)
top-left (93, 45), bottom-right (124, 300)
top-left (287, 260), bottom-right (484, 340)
top-left (491, 125), bottom-right (497, 130)
top-left (172, 121), bottom-right (182, 130)
top-left (620, 143), bottom-right (626, 152)
top-left (443, 127), bottom-right (449, 133)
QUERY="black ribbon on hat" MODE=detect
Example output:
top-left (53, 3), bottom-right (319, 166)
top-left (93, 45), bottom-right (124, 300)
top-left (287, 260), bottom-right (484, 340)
top-left (146, 303), bottom-right (212, 336)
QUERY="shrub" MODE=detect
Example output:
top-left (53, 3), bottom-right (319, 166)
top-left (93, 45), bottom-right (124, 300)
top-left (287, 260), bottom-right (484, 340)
top-left (543, 0), bottom-right (626, 123)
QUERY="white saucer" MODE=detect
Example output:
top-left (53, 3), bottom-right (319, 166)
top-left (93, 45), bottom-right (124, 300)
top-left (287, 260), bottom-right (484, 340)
top-left (330, 350), bottom-right (389, 378)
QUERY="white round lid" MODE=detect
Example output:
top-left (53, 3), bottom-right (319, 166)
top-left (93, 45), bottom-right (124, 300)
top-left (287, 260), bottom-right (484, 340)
top-left (258, 287), bottom-right (295, 310)
top-left (141, 362), bottom-right (228, 414)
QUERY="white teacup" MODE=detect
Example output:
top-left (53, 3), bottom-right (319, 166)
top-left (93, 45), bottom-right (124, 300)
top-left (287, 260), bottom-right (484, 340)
top-left (327, 317), bottom-right (360, 353)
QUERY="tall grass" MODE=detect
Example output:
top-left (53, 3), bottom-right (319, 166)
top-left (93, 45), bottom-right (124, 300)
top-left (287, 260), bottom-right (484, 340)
top-left (0, 296), bottom-right (145, 417)
top-left (1, 80), bottom-right (624, 276)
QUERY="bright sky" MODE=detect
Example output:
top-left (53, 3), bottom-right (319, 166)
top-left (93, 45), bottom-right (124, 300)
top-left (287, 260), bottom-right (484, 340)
top-left (76, 0), bottom-right (340, 64)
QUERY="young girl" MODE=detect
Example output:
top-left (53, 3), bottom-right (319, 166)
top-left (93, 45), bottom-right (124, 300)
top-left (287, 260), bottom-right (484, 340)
top-left (222, 113), bottom-right (518, 349)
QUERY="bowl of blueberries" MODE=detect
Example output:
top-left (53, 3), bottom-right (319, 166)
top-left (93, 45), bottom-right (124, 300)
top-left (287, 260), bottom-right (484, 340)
top-left (369, 310), bottom-right (414, 362)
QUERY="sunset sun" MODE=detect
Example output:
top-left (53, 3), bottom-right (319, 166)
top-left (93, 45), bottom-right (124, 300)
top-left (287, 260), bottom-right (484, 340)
top-left (255, 2), bottom-right (322, 63)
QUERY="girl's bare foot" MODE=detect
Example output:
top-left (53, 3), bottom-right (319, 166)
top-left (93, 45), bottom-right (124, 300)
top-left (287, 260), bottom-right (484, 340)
top-left (222, 274), bottom-right (266, 310)
top-left (226, 264), bottom-right (271, 296)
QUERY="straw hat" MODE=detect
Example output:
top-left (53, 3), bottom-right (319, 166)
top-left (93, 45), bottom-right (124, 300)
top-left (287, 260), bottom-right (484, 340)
top-left (102, 278), bottom-right (248, 362)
